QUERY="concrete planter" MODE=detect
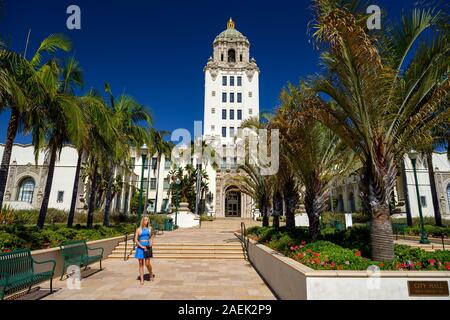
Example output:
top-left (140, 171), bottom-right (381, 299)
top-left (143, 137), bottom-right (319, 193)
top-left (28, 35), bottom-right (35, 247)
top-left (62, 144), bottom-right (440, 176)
top-left (31, 234), bottom-right (131, 279)
top-left (242, 236), bottom-right (450, 300)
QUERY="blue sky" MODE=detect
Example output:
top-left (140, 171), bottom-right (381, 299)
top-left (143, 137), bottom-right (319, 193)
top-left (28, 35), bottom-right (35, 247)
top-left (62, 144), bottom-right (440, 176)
top-left (0, 0), bottom-right (416, 144)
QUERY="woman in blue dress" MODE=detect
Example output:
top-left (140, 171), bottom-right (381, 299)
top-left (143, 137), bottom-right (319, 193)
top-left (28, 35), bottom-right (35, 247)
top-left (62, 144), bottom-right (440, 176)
top-left (134, 215), bottom-right (155, 285)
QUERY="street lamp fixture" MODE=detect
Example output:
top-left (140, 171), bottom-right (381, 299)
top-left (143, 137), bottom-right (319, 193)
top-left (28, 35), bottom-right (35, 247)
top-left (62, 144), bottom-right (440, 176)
top-left (137, 144), bottom-right (148, 226)
top-left (407, 150), bottom-right (430, 244)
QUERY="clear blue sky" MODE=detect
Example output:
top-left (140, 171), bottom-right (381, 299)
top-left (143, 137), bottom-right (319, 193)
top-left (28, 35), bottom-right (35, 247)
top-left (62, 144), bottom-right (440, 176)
top-left (0, 0), bottom-right (416, 144)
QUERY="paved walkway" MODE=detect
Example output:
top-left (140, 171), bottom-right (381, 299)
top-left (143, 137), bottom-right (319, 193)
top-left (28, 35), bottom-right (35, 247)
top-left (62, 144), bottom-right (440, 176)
top-left (42, 219), bottom-right (275, 300)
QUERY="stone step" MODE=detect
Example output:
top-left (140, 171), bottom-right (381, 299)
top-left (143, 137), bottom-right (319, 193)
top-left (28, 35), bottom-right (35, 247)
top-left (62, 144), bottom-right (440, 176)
top-left (108, 254), bottom-right (245, 259)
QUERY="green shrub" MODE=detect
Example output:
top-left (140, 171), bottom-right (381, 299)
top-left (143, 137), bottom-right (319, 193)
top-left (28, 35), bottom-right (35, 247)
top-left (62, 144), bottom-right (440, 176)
top-left (391, 216), bottom-right (450, 227)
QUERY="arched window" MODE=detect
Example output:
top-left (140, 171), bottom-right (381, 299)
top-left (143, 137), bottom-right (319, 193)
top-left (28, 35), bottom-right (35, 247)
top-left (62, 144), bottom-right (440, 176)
top-left (348, 192), bottom-right (356, 212)
top-left (447, 184), bottom-right (450, 211)
top-left (18, 177), bottom-right (35, 203)
top-left (228, 49), bottom-right (236, 63)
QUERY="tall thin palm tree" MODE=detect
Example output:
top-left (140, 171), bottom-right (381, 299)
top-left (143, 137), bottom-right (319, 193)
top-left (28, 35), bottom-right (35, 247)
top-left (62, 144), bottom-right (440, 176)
top-left (148, 129), bottom-right (172, 214)
top-left (0, 34), bottom-right (71, 212)
top-left (310, 2), bottom-right (449, 260)
top-left (35, 57), bottom-right (86, 229)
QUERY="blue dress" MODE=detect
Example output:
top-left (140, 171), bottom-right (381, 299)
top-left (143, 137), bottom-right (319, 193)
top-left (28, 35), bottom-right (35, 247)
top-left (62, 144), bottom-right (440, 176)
top-left (135, 227), bottom-right (152, 259)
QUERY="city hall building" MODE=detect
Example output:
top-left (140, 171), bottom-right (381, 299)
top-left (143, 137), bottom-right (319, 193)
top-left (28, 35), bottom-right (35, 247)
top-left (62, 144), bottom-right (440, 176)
top-left (1, 20), bottom-right (450, 222)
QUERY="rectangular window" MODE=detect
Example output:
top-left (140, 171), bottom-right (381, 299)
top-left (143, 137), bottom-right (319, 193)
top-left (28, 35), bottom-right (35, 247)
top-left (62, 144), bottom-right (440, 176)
top-left (230, 93), bottom-right (235, 103)
top-left (163, 178), bottom-right (170, 190)
top-left (222, 76), bottom-right (227, 86)
top-left (249, 108), bottom-right (253, 115)
top-left (150, 178), bottom-right (157, 190)
top-left (230, 127), bottom-right (235, 137)
top-left (212, 91), bottom-right (216, 97)
top-left (237, 93), bottom-right (242, 103)
top-left (151, 158), bottom-right (157, 170)
top-left (211, 108), bottom-right (216, 114)
top-left (211, 125), bottom-right (215, 132)
top-left (222, 109), bottom-right (227, 120)
top-left (142, 178), bottom-right (148, 193)
top-left (230, 76), bottom-right (235, 86)
top-left (237, 110), bottom-right (242, 120)
top-left (57, 191), bottom-right (64, 203)
top-left (222, 92), bottom-right (227, 103)
top-left (237, 76), bottom-right (242, 86)
top-left (148, 199), bottom-right (156, 211)
top-left (130, 157), bottom-right (136, 169)
top-left (165, 159), bottom-right (171, 170)
top-left (249, 92), bottom-right (252, 97)
top-left (222, 127), bottom-right (227, 138)
top-left (230, 110), bottom-right (234, 120)
top-left (162, 199), bottom-right (169, 212)
top-left (221, 157), bottom-right (227, 170)
top-left (420, 196), bottom-right (427, 207)
top-left (143, 158), bottom-right (149, 170)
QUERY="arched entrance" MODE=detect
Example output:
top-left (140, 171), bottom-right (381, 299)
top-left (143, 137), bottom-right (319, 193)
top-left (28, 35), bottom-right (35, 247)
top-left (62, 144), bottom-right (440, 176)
top-left (225, 186), bottom-right (241, 217)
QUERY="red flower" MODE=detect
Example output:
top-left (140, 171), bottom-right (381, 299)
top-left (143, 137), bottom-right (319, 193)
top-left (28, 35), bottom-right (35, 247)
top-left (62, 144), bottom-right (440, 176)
top-left (379, 263), bottom-right (384, 268)
top-left (330, 262), bottom-right (335, 269)
top-left (355, 250), bottom-right (361, 257)
top-left (428, 259), bottom-right (436, 266)
top-left (306, 249), bottom-right (312, 253)
top-left (313, 252), bottom-right (320, 257)
top-left (297, 253), bottom-right (304, 259)
top-left (301, 241), bottom-right (307, 245)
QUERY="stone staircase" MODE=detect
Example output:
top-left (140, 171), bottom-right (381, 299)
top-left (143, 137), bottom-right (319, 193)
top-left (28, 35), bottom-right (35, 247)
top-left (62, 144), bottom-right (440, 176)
top-left (108, 241), bottom-right (245, 259)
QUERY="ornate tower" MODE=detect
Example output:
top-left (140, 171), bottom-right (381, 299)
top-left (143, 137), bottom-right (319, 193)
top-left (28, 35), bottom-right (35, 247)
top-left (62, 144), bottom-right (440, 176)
top-left (203, 19), bottom-right (259, 218)
top-left (203, 18), bottom-right (260, 145)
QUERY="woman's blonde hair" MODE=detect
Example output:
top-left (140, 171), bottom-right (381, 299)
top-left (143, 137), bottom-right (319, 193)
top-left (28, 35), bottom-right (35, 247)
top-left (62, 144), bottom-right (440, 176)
top-left (139, 215), bottom-right (150, 230)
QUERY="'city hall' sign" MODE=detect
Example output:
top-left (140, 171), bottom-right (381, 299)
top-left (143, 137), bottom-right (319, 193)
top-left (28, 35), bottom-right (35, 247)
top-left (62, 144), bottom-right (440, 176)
top-left (408, 281), bottom-right (449, 297)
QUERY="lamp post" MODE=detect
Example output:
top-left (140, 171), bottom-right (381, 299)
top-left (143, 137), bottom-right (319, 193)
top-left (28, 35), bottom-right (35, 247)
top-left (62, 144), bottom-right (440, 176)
top-left (174, 177), bottom-right (181, 227)
top-left (137, 144), bottom-right (148, 226)
top-left (408, 150), bottom-right (430, 244)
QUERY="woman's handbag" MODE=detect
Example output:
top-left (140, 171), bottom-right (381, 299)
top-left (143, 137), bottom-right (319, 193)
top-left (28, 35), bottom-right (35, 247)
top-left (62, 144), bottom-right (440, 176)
top-left (144, 245), bottom-right (153, 259)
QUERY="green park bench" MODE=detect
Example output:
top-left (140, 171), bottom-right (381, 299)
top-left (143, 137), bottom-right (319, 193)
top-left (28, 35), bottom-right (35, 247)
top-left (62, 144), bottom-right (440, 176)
top-left (60, 240), bottom-right (104, 280)
top-left (0, 249), bottom-right (56, 300)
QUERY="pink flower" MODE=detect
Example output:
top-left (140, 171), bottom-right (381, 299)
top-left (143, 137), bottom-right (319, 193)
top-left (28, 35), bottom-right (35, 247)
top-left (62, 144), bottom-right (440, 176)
top-left (428, 259), bottom-right (436, 266)
top-left (301, 241), bottom-right (307, 245)
top-left (330, 262), bottom-right (335, 268)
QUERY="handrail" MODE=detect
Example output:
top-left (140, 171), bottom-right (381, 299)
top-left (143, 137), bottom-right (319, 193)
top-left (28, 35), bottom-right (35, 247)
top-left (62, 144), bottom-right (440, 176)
top-left (123, 234), bottom-right (128, 261)
top-left (123, 234), bottom-right (136, 261)
top-left (240, 222), bottom-right (249, 260)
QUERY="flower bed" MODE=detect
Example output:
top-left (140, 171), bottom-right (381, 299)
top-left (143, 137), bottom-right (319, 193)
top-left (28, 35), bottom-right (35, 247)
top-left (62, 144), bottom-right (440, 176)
top-left (0, 223), bottom-right (136, 252)
top-left (247, 226), bottom-right (450, 271)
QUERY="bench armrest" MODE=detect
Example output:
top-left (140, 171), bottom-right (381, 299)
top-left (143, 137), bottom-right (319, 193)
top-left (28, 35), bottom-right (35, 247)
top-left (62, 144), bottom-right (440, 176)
top-left (32, 258), bottom-right (57, 273)
top-left (87, 246), bottom-right (104, 257)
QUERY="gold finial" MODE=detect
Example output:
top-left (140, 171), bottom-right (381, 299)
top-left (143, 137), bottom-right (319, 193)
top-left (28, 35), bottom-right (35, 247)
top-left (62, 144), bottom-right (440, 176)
top-left (227, 17), bottom-right (235, 29)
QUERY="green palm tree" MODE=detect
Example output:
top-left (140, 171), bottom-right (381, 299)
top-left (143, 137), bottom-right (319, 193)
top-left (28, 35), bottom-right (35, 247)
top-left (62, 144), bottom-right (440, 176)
top-left (148, 129), bottom-right (172, 214)
top-left (273, 84), bottom-right (355, 239)
top-left (67, 92), bottom-right (112, 227)
top-left (310, 2), bottom-right (449, 260)
top-left (35, 57), bottom-right (86, 229)
top-left (101, 85), bottom-right (152, 226)
top-left (0, 34), bottom-right (71, 212)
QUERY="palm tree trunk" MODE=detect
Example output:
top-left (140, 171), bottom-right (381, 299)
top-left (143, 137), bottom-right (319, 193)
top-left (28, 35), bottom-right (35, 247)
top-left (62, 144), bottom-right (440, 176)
top-left (370, 202), bottom-right (394, 261)
top-left (400, 160), bottom-right (413, 226)
top-left (304, 188), bottom-right (324, 241)
top-left (103, 160), bottom-right (114, 227)
top-left (37, 146), bottom-right (57, 229)
top-left (87, 160), bottom-right (99, 228)
top-left (426, 152), bottom-right (442, 226)
top-left (284, 188), bottom-right (299, 230)
top-left (68, 150), bottom-right (82, 227)
top-left (261, 202), bottom-right (269, 227)
top-left (272, 192), bottom-right (283, 228)
top-left (0, 110), bottom-right (19, 211)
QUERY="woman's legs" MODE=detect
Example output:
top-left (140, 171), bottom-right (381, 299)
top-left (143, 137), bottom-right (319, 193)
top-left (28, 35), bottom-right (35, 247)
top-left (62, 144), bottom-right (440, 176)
top-left (138, 259), bottom-right (145, 284)
top-left (145, 259), bottom-right (154, 280)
